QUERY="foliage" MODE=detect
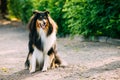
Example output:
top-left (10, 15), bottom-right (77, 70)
top-left (8, 0), bottom-right (120, 38)
top-left (62, 0), bottom-right (86, 36)
top-left (8, 0), bottom-right (34, 23)
top-left (8, 0), bottom-right (23, 19)
top-left (84, 0), bottom-right (120, 38)
top-left (62, 0), bottom-right (120, 38)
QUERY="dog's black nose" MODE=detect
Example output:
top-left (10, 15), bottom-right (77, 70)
top-left (43, 21), bottom-right (46, 25)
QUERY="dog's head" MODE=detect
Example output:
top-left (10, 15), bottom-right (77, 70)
top-left (33, 10), bottom-right (50, 30)
top-left (28, 10), bottom-right (57, 36)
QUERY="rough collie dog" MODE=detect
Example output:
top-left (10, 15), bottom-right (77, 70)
top-left (25, 10), bottom-right (67, 73)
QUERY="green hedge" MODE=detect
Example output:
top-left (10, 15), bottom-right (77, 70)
top-left (62, 0), bottom-right (120, 38)
top-left (8, 0), bottom-right (120, 38)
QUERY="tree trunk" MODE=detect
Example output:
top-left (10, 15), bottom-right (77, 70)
top-left (0, 0), bottom-right (7, 18)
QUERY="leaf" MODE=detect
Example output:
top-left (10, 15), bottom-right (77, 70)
top-left (1, 67), bottom-right (9, 72)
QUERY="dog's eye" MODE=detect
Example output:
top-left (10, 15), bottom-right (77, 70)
top-left (40, 16), bottom-right (42, 18)
top-left (38, 16), bottom-right (42, 20)
top-left (43, 16), bottom-right (47, 19)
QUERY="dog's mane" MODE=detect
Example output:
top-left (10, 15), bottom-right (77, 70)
top-left (48, 15), bottom-right (58, 33)
top-left (28, 14), bottom-right (37, 32)
top-left (27, 13), bottom-right (58, 52)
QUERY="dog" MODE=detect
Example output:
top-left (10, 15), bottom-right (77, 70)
top-left (25, 10), bottom-right (67, 73)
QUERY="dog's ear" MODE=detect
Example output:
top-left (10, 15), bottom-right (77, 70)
top-left (33, 10), bottom-right (39, 14)
top-left (45, 11), bottom-right (49, 15)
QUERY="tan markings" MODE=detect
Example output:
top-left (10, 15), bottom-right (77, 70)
top-left (36, 19), bottom-right (50, 34)
top-left (49, 53), bottom-right (56, 69)
top-left (36, 20), bottom-right (40, 28)
top-left (36, 15), bottom-right (58, 35)
top-left (32, 44), bottom-right (35, 48)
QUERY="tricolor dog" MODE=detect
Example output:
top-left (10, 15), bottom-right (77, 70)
top-left (25, 10), bottom-right (67, 73)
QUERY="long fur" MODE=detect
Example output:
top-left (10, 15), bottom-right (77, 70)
top-left (25, 10), bottom-right (65, 73)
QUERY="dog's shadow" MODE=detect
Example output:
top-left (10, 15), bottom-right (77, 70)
top-left (0, 69), bottom-right (34, 80)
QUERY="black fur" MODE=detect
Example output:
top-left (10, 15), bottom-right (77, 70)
top-left (47, 47), bottom-right (54, 56)
top-left (47, 24), bottom-right (53, 36)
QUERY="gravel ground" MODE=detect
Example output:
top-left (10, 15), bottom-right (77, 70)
top-left (0, 20), bottom-right (120, 80)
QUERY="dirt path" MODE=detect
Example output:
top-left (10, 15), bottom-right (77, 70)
top-left (0, 21), bottom-right (120, 80)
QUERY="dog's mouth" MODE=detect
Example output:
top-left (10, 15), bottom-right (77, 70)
top-left (40, 21), bottom-right (46, 29)
top-left (40, 23), bottom-right (46, 29)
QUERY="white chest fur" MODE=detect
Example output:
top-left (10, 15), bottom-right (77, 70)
top-left (39, 28), bottom-right (56, 53)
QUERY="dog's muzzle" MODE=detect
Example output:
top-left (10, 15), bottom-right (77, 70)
top-left (40, 20), bottom-right (46, 29)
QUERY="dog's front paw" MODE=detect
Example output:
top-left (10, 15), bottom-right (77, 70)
top-left (29, 66), bottom-right (35, 73)
top-left (41, 68), bottom-right (47, 72)
top-left (30, 69), bottom-right (35, 73)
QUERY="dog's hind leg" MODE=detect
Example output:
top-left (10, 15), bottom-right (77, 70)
top-left (49, 53), bottom-right (55, 69)
top-left (53, 45), bottom-right (68, 67)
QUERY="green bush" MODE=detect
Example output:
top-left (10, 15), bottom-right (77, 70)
top-left (85, 0), bottom-right (120, 38)
top-left (8, 0), bottom-right (34, 23)
top-left (62, 0), bottom-right (120, 38)
top-left (62, 0), bottom-right (85, 36)
top-left (20, 0), bottom-right (34, 23)
top-left (8, 0), bottom-right (23, 19)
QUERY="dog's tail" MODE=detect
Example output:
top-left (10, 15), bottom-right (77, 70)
top-left (53, 44), bottom-right (68, 67)
top-left (55, 53), bottom-right (68, 67)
